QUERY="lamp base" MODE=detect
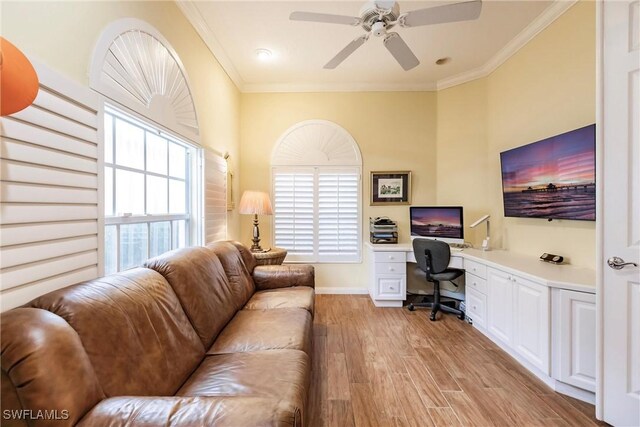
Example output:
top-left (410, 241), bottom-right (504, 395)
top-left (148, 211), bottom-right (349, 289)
top-left (250, 214), bottom-right (265, 252)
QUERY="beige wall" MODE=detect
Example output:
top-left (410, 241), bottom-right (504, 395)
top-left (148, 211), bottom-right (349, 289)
top-left (436, 1), bottom-right (596, 268)
top-left (1, 1), bottom-right (242, 238)
top-left (240, 92), bottom-right (437, 289)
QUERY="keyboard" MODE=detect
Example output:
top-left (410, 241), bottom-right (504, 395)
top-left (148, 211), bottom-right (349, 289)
top-left (449, 243), bottom-right (466, 252)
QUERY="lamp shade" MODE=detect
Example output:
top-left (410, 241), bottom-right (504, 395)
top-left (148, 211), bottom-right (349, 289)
top-left (238, 191), bottom-right (273, 215)
top-left (0, 37), bottom-right (39, 116)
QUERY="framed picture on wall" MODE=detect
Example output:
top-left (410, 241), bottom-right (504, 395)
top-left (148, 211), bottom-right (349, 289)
top-left (370, 171), bottom-right (411, 205)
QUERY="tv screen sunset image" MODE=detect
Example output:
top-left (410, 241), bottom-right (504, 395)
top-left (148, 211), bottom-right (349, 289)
top-left (500, 124), bottom-right (596, 221)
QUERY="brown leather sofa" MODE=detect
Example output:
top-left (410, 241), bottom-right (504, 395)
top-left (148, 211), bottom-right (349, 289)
top-left (1, 241), bottom-right (314, 427)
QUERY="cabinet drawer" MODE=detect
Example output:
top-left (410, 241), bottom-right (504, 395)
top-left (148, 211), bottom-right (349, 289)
top-left (375, 275), bottom-right (406, 299)
top-left (375, 262), bottom-right (406, 275)
top-left (374, 251), bottom-right (406, 263)
top-left (465, 259), bottom-right (487, 279)
top-left (466, 287), bottom-right (487, 328)
top-left (465, 273), bottom-right (487, 295)
top-left (449, 255), bottom-right (464, 269)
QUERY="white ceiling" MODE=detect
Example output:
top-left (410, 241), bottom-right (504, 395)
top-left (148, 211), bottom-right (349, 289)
top-left (178, 1), bottom-right (572, 92)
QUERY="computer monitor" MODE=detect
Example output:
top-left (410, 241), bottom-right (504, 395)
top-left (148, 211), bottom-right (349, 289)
top-left (410, 206), bottom-right (464, 245)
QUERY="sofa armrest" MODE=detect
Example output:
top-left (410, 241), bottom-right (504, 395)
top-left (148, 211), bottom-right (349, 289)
top-left (77, 396), bottom-right (301, 427)
top-left (253, 265), bottom-right (315, 290)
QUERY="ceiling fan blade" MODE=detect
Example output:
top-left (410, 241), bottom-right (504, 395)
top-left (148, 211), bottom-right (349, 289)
top-left (290, 11), bottom-right (360, 26)
top-left (400, 0), bottom-right (482, 28)
top-left (383, 33), bottom-right (419, 71)
top-left (324, 35), bottom-right (369, 69)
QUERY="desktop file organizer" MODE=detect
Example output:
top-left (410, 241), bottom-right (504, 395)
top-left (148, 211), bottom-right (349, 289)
top-left (369, 217), bottom-right (398, 244)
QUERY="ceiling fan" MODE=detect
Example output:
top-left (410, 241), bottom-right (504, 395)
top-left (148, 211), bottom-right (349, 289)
top-left (290, 0), bottom-right (482, 71)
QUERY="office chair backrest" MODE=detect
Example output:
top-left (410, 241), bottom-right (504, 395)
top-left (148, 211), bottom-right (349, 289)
top-left (412, 239), bottom-right (451, 275)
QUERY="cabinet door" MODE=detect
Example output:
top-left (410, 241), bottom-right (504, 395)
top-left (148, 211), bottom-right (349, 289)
top-left (513, 276), bottom-right (550, 374)
top-left (553, 290), bottom-right (596, 392)
top-left (487, 268), bottom-right (514, 346)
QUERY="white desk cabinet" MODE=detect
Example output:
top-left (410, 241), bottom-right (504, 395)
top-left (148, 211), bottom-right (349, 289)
top-left (552, 289), bottom-right (596, 393)
top-left (487, 268), bottom-right (515, 347)
top-left (368, 249), bottom-right (407, 307)
top-left (513, 275), bottom-right (550, 374)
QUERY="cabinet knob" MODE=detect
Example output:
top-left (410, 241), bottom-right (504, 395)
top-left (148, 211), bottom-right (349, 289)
top-left (390, 286), bottom-right (395, 290)
top-left (473, 305), bottom-right (477, 310)
top-left (388, 256), bottom-right (395, 260)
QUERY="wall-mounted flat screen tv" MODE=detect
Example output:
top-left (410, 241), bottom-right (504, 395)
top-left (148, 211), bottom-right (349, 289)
top-left (500, 124), bottom-right (596, 221)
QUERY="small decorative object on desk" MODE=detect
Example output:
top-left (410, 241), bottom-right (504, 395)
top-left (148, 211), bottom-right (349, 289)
top-left (254, 247), bottom-right (288, 266)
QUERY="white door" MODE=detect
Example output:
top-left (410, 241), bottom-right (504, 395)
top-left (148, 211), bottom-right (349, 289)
top-left (513, 277), bottom-right (550, 374)
top-left (600, 1), bottom-right (640, 425)
top-left (487, 268), bottom-right (514, 346)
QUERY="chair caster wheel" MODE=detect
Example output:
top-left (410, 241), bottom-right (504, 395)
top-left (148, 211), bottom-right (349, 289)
top-left (407, 304), bottom-right (415, 311)
top-left (458, 312), bottom-right (466, 320)
top-left (429, 313), bottom-right (437, 321)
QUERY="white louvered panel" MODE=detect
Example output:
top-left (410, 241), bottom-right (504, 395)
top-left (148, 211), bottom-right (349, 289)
top-left (1, 236), bottom-right (99, 269)
top-left (0, 160), bottom-right (98, 188)
top-left (0, 59), bottom-right (100, 311)
top-left (1, 118), bottom-right (97, 158)
top-left (11, 105), bottom-right (97, 143)
top-left (1, 205), bottom-right (98, 224)
top-left (0, 251), bottom-right (98, 291)
top-left (0, 183), bottom-right (98, 204)
top-left (318, 171), bottom-right (360, 261)
top-left (273, 169), bottom-right (315, 259)
top-left (1, 221), bottom-right (98, 246)
top-left (0, 266), bottom-right (98, 312)
top-left (203, 149), bottom-right (227, 244)
top-left (1, 139), bottom-right (97, 173)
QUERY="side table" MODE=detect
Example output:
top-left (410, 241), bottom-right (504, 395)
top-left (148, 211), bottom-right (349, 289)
top-left (253, 247), bottom-right (288, 266)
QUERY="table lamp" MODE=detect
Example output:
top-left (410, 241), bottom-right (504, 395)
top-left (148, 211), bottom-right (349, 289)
top-left (238, 190), bottom-right (273, 252)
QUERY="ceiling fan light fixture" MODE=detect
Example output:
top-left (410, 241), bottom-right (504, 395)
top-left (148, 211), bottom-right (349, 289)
top-left (436, 57), bottom-right (451, 65)
top-left (255, 48), bottom-right (273, 61)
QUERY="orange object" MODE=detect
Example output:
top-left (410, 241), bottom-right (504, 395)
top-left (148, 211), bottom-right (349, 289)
top-left (0, 37), bottom-right (39, 116)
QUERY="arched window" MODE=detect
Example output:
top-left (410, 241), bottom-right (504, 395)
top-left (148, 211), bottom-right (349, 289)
top-left (90, 19), bottom-right (225, 273)
top-left (272, 120), bottom-right (362, 263)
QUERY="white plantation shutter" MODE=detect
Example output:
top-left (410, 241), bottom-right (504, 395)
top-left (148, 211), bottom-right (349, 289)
top-left (273, 167), bottom-right (361, 263)
top-left (318, 170), bottom-right (360, 261)
top-left (273, 169), bottom-right (315, 260)
top-left (272, 120), bottom-right (362, 264)
top-left (203, 149), bottom-right (227, 244)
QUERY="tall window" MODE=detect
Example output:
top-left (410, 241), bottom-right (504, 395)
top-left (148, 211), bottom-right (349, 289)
top-left (104, 106), bottom-right (198, 274)
top-left (272, 121), bottom-right (362, 263)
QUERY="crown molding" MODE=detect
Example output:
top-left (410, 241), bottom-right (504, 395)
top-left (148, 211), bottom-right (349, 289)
top-left (178, 0), bottom-right (577, 94)
top-left (436, 0), bottom-right (578, 90)
top-left (242, 81), bottom-right (437, 93)
top-left (176, 0), bottom-right (245, 91)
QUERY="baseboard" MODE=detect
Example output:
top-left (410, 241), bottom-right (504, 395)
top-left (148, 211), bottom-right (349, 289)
top-left (315, 287), bottom-right (368, 295)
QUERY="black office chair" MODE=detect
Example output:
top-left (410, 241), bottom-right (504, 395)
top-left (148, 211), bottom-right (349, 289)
top-left (407, 239), bottom-right (465, 321)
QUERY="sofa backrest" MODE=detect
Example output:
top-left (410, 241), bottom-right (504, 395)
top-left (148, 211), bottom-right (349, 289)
top-left (1, 308), bottom-right (105, 427)
top-left (144, 247), bottom-right (239, 349)
top-left (28, 268), bottom-right (204, 398)
top-left (230, 241), bottom-right (257, 273)
top-left (207, 241), bottom-right (256, 310)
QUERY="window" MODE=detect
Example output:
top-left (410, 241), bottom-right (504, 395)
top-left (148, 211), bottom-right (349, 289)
top-left (104, 106), bottom-right (199, 274)
top-left (271, 120), bottom-right (362, 263)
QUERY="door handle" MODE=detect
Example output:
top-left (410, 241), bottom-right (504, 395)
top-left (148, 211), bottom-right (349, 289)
top-left (607, 256), bottom-right (638, 270)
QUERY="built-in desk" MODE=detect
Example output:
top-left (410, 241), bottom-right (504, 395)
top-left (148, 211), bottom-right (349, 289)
top-left (366, 242), bottom-right (597, 403)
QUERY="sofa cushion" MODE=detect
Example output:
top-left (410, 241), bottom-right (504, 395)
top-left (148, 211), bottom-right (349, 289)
top-left (230, 241), bottom-right (257, 273)
top-left (208, 309), bottom-right (312, 356)
top-left (77, 396), bottom-right (302, 427)
top-left (177, 350), bottom-right (309, 413)
top-left (207, 241), bottom-right (256, 310)
top-left (1, 308), bottom-right (104, 427)
top-left (244, 286), bottom-right (314, 315)
top-left (30, 268), bottom-right (204, 397)
top-left (144, 247), bottom-right (238, 349)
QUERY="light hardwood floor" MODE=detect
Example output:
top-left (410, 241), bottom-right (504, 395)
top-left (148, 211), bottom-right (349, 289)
top-left (307, 294), bottom-right (607, 427)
